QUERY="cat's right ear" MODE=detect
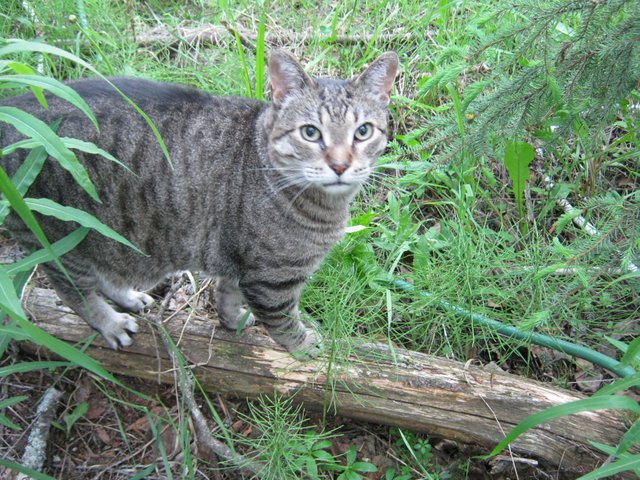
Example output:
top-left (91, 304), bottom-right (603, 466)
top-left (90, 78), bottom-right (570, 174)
top-left (354, 52), bottom-right (399, 105)
top-left (269, 49), bottom-right (313, 106)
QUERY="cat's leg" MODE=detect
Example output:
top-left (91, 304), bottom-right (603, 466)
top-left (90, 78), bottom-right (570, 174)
top-left (97, 277), bottom-right (154, 312)
top-left (40, 264), bottom-right (139, 349)
top-left (238, 279), bottom-right (323, 360)
top-left (215, 276), bottom-right (256, 330)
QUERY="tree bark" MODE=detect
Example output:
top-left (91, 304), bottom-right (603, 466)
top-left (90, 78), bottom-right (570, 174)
top-left (21, 287), bottom-right (628, 477)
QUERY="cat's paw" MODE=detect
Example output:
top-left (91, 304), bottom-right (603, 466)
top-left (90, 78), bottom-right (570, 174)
top-left (120, 290), bottom-right (154, 312)
top-left (101, 284), bottom-right (154, 312)
top-left (268, 320), bottom-right (324, 360)
top-left (289, 327), bottom-right (324, 361)
top-left (100, 312), bottom-right (139, 349)
top-left (219, 308), bottom-right (256, 330)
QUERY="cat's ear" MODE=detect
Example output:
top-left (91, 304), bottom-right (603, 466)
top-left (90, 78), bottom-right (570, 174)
top-left (354, 52), bottom-right (399, 105)
top-left (269, 49), bottom-right (313, 105)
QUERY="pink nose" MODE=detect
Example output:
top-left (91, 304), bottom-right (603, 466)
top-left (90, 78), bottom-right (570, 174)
top-left (329, 163), bottom-right (348, 175)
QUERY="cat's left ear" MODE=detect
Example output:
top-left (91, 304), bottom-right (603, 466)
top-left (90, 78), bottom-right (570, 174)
top-left (354, 52), bottom-right (399, 105)
top-left (269, 49), bottom-right (314, 106)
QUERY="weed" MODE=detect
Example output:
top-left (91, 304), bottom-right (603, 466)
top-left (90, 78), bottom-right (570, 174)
top-left (233, 393), bottom-right (338, 479)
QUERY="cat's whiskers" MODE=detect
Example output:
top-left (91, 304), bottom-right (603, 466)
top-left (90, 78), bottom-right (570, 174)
top-left (268, 174), bottom-right (311, 196)
top-left (283, 182), bottom-right (313, 214)
top-left (250, 165), bottom-right (301, 173)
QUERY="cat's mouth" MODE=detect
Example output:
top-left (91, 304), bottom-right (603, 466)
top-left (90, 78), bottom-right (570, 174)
top-left (321, 180), bottom-right (357, 193)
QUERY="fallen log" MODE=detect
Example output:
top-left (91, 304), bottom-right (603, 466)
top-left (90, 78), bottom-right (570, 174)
top-left (135, 23), bottom-right (424, 50)
top-left (21, 287), bottom-right (628, 477)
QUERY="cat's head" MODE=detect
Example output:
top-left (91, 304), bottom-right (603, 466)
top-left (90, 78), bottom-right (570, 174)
top-left (264, 50), bottom-right (398, 196)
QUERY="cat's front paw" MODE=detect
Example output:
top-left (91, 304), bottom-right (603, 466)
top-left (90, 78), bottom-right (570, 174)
top-left (100, 312), bottom-right (139, 349)
top-left (289, 327), bottom-right (324, 360)
top-left (219, 308), bottom-right (256, 331)
top-left (268, 320), bottom-right (324, 360)
top-left (117, 290), bottom-right (154, 312)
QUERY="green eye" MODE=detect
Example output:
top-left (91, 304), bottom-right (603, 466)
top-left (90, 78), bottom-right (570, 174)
top-left (354, 123), bottom-right (373, 141)
top-left (300, 125), bottom-right (321, 142)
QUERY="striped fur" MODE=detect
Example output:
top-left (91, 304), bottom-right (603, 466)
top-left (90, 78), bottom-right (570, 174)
top-left (0, 50), bottom-right (398, 358)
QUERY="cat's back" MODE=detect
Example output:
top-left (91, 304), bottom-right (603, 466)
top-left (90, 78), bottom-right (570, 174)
top-left (0, 76), bottom-right (267, 203)
top-left (0, 76), bottom-right (267, 258)
top-left (1, 76), bottom-right (264, 150)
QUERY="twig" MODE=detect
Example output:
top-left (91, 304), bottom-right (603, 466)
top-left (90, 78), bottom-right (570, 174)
top-left (16, 387), bottom-right (63, 479)
top-left (149, 276), bottom-right (264, 477)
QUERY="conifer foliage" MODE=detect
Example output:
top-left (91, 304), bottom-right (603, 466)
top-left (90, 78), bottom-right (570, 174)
top-left (428, 0), bottom-right (640, 159)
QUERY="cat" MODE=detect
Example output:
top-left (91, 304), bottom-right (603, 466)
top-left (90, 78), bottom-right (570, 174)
top-left (0, 49), bottom-right (398, 359)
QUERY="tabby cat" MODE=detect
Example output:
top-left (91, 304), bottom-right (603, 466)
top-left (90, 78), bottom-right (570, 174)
top-left (0, 50), bottom-right (398, 359)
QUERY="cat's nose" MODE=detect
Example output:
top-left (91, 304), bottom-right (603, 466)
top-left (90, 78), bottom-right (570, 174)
top-left (329, 163), bottom-right (348, 176)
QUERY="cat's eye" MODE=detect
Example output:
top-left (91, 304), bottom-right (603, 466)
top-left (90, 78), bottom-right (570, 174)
top-left (354, 123), bottom-right (373, 141)
top-left (300, 125), bottom-right (321, 142)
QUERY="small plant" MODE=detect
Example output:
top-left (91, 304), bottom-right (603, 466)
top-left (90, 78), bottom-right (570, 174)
top-left (503, 139), bottom-right (534, 234)
top-left (50, 401), bottom-right (89, 435)
top-left (385, 465), bottom-right (413, 480)
top-left (290, 433), bottom-right (336, 480)
top-left (323, 446), bottom-right (378, 480)
top-left (390, 428), bottom-right (442, 479)
top-left (233, 393), bottom-right (338, 479)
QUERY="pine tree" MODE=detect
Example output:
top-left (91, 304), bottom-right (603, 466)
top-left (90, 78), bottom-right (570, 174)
top-left (426, 0), bottom-right (640, 160)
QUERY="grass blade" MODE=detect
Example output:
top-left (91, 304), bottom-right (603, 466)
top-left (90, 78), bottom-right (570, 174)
top-left (2, 137), bottom-right (133, 174)
top-left (577, 454), bottom-right (640, 480)
top-left (0, 361), bottom-right (71, 376)
top-left (0, 262), bottom-right (27, 318)
top-left (0, 74), bottom-right (98, 129)
top-left (620, 336), bottom-right (640, 367)
top-left (2, 61), bottom-right (47, 107)
top-left (59, 137), bottom-right (133, 173)
top-left (503, 140), bottom-right (534, 223)
top-left (593, 373), bottom-right (640, 397)
top-left (489, 395), bottom-right (640, 456)
top-left (3, 227), bottom-right (89, 275)
top-left (24, 198), bottom-right (143, 253)
top-left (0, 106), bottom-right (99, 202)
top-left (0, 394), bottom-right (28, 409)
top-left (0, 325), bottom-right (30, 341)
top-left (255, 12), bottom-right (266, 100)
top-left (0, 39), bottom-right (171, 167)
top-left (0, 458), bottom-right (57, 479)
top-left (0, 144), bottom-right (48, 223)
top-left (615, 418), bottom-right (640, 456)
top-left (233, 31), bottom-right (253, 97)
top-left (0, 164), bottom-right (68, 274)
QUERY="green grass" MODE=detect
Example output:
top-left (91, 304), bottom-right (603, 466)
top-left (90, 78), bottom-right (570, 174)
top-left (0, 0), bottom-right (638, 478)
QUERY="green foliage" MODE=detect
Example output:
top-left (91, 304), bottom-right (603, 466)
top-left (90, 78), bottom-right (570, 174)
top-left (331, 446), bottom-right (377, 480)
top-left (0, 35), bottom-right (166, 478)
top-left (0, 459), bottom-right (56, 480)
top-left (503, 140), bottom-right (534, 230)
top-left (0, 395), bottom-right (27, 431)
top-left (426, 0), bottom-right (640, 165)
top-left (61, 401), bottom-right (89, 434)
top-left (389, 428), bottom-right (442, 479)
top-left (234, 393), bottom-right (338, 479)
